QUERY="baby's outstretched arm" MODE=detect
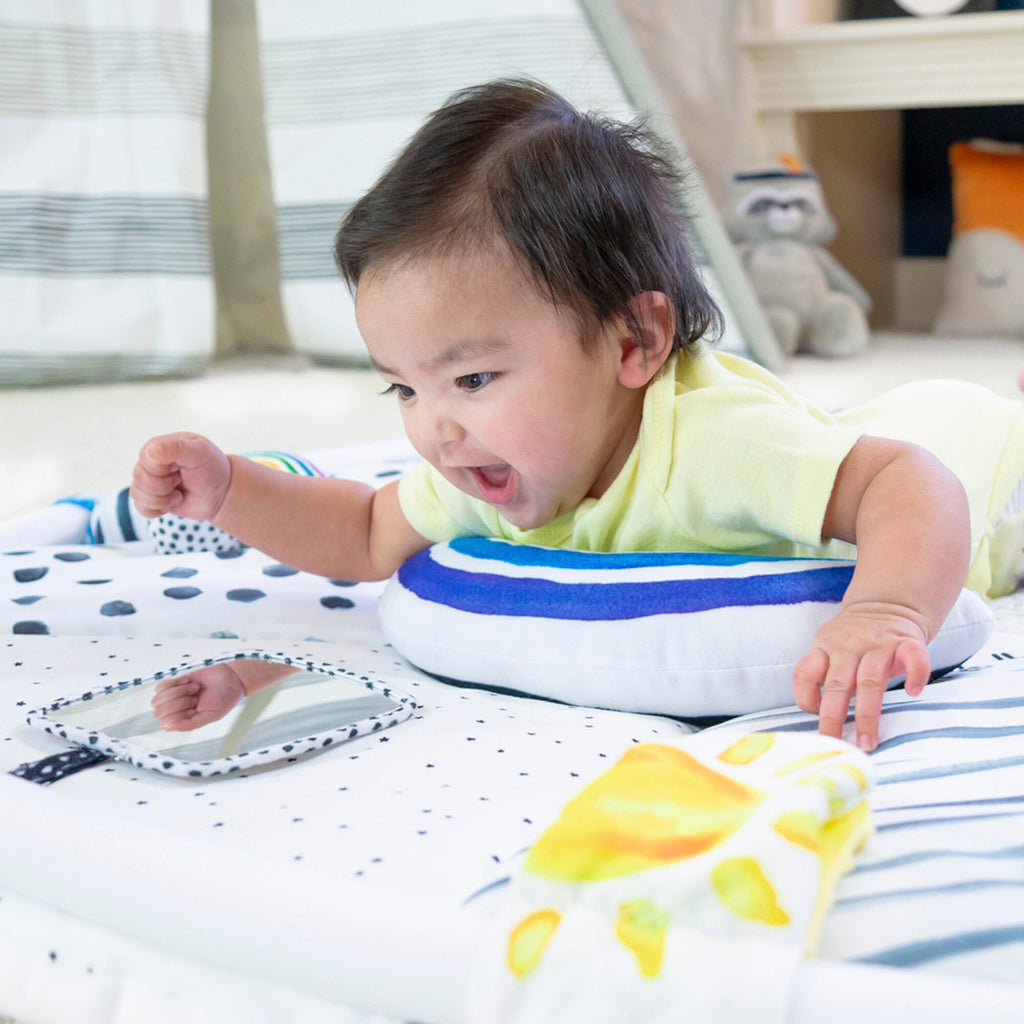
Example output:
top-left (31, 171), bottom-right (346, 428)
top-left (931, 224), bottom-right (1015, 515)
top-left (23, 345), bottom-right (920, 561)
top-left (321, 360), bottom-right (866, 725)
top-left (793, 435), bottom-right (971, 752)
top-left (130, 432), bottom-right (430, 581)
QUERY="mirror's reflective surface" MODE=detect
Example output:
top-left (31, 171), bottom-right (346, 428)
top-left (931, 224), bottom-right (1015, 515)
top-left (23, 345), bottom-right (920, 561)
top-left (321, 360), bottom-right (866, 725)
top-left (32, 657), bottom-right (407, 768)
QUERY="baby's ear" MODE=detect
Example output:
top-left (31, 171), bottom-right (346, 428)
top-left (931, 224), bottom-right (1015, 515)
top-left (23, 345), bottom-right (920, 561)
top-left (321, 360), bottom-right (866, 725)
top-left (616, 291), bottom-right (675, 388)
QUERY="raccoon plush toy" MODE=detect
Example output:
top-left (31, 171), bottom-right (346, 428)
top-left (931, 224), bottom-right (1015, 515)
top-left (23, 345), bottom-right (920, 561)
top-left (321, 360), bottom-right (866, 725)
top-left (726, 157), bottom-right (871, 358)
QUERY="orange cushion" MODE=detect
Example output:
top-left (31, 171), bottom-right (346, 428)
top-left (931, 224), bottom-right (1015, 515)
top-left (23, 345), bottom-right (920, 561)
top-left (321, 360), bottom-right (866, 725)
top-left (949, 141), bottom-right (1024, 245)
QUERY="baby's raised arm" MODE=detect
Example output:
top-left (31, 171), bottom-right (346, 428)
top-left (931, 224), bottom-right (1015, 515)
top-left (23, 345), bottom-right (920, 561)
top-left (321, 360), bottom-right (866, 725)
top-left (793, 435), bottom-right (971, 752)
top-left (130, 432), bottom-right (431, 582)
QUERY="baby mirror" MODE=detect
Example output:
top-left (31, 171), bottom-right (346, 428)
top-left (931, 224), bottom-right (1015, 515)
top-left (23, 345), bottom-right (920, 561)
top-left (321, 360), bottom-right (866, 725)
top-left (13, 650), bottom-right (416, 783)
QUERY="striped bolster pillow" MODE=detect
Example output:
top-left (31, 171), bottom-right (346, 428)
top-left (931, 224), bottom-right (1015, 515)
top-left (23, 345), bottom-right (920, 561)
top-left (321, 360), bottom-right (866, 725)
top-left (379, 538), bottom-right (994, 719)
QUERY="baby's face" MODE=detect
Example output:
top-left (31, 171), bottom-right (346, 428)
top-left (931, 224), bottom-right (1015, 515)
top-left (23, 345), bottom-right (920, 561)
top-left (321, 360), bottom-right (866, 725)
top-left (355, 250), bottom-right (644, 530)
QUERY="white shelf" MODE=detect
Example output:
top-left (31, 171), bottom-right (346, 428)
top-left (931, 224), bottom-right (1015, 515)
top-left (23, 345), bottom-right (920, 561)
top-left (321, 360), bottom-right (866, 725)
top-left (738, 9), bottom-right (1024, 328)
top-left (743, 11), bottom-right (1024, 114)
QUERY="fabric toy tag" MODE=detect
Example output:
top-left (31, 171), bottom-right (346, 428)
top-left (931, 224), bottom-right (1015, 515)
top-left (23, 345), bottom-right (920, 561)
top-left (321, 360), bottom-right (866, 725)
top-left (469, 730), bottom-right (873, 1024)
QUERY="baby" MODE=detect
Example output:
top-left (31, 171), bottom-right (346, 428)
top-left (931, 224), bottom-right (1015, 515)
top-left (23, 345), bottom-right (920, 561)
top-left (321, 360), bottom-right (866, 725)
top-left (133, 79), bottom-right (1024, 751)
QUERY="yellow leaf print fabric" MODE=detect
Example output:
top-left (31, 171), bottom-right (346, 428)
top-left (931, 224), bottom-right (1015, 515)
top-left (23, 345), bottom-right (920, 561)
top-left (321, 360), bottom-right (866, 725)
top-left (472, 730), bottom-right (873, 1024)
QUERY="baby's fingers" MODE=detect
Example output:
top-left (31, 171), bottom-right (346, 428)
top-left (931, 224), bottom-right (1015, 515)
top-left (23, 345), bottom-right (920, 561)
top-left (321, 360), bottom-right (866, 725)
top-left (851, 640), bottom-right (929, 751)
top-left (795, 646), bottom-right (883, 748)
top-left (898, 638), bottom-right (932, 698)
top-left (793, 647), bottom-right (829, 715)
top-left (130, 463), bottom-right (184, 518)
top-left (151, 679), bottom-right (199, 722)
top-left (151, 677), bottom-right (195, 707)
top-left (137, 432), bottom-right (211, 474)
top-left (849, 648), bottom-right (894, 753)
top-left (815, 650), bottom-right (861, 742)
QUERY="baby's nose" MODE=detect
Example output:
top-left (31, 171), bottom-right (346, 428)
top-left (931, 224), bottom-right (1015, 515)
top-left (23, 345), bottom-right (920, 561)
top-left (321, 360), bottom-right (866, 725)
top-left (436, 416), bottom-right (466, 447)
top-left (420, 407), bottom-right (464, 449)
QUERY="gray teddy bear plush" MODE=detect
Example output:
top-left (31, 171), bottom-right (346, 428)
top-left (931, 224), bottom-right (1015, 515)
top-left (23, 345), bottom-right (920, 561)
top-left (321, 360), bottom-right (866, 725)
top-left (726, 158), bottom-right (871, 358)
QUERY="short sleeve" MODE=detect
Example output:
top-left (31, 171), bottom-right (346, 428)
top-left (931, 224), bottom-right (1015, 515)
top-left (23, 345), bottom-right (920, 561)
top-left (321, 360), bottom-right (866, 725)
top-left (664, 387), bottom-right (863, 551)
top-left (397, 460), bottom-right (500, 543)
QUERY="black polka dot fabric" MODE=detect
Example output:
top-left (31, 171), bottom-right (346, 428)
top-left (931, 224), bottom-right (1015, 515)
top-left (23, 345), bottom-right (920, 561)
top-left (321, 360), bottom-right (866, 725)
top-left (2, 544), bottom-right (384, 642)
top-left (14, 566), bottom-right (48, 583)
top-left (149, 513), bottom-right (241, 555)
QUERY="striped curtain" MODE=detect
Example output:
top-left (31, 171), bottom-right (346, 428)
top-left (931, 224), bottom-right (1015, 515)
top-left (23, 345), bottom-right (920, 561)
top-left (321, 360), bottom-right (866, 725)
top-left (0, 0), bottom-right (213, 385)
top-left (255, 0), bottom-right (633, 364)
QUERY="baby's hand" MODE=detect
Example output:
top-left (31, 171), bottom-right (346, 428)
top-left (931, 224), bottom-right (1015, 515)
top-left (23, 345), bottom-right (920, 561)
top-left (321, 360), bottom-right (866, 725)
top-left (151, 664), bottom-right (246, 732)
top-left (130, 432), bottom-right (232, 521)
top-left (792, 603), bottom-right (931, 752)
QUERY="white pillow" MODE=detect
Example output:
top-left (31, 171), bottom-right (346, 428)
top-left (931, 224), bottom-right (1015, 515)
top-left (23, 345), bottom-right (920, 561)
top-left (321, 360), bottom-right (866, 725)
top-left (379, 538), bottom-right (994, 719)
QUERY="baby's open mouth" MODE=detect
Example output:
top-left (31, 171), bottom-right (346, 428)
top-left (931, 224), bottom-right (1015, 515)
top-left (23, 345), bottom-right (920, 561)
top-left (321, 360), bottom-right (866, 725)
top-left (470, 464), bottom-right (515, 504)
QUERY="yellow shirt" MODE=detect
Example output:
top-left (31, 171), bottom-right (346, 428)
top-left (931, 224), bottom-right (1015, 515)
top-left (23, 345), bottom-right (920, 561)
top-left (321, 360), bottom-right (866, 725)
top-left (398, 348), bottom-right (1024, 597)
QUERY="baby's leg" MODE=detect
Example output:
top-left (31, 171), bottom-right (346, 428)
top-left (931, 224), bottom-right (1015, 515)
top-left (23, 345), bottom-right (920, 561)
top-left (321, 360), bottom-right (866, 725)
top-left (994, 473), bottom-right (1024, 594)
top-left (86, 488), bottom-right (240, 553)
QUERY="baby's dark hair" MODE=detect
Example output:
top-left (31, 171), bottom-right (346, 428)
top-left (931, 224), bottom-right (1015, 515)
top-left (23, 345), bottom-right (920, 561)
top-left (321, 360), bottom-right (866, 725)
top-left (334, 78), bottom-right (722, 354)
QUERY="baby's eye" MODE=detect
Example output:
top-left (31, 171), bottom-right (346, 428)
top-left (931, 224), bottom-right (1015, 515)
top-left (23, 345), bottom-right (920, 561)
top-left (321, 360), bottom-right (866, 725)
top-left (456, 371), bottom-right (497, 392)
top-left (381, 382), bottom-right (416, 401)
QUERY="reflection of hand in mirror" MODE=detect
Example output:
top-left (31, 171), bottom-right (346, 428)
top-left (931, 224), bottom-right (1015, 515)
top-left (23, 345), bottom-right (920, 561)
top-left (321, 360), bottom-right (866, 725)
top-left (152, 660), bottom-right (300, 732)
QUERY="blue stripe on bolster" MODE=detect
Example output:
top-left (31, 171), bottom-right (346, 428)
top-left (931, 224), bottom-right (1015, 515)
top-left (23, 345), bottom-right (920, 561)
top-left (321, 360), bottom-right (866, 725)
top-left (448, 536), bottom-right (799, 571)
top-left (397, 551), bottom-right (853, 621)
